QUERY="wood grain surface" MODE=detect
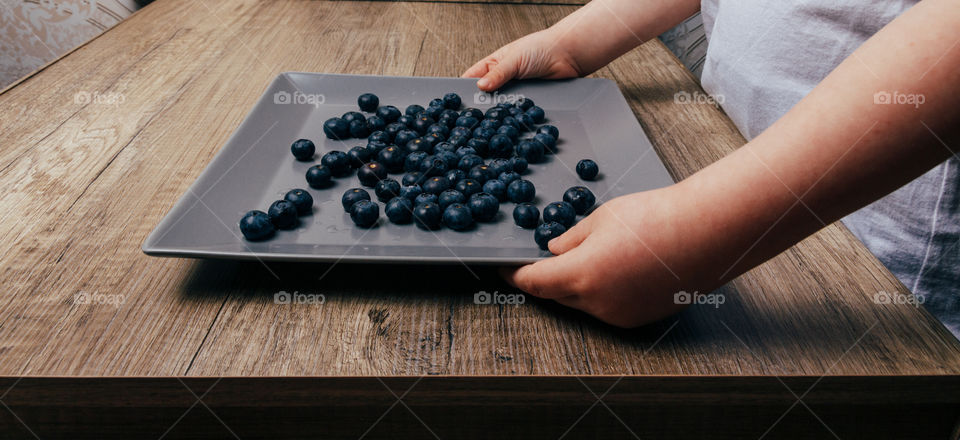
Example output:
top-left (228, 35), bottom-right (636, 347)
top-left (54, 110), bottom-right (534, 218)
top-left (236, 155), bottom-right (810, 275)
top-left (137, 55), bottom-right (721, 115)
top-left (1, 0), bottom-right (958, 379)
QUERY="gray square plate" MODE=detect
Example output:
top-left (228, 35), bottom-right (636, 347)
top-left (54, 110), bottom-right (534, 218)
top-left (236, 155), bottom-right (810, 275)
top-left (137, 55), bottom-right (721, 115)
top-left (142, 73), bottom-right (675, 264)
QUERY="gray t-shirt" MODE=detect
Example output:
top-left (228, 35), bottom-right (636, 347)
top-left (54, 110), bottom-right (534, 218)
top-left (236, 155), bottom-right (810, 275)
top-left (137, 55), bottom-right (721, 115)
top-left (699, 0), bottom-right (960, 337)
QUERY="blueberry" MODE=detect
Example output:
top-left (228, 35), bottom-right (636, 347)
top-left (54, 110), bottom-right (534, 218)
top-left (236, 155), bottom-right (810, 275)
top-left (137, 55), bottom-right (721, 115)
top-left (427, 124), bottom-right (450, 138)
top-left (439, 115), bottom-right (458, 129)
top-left (537, 125), bottom-right (559, 139)
top-left (516, 114), bottom-right (536, 132)
top-left (455, 116), bottom-right (479, 130)
top-left (385, 122), bottom-right (405, 138)
top-left (543, 201), bottom-right (576, 228)
top-left (405, 104), bottom-right (425, 117)
top-left (534, 222), bottom-right (566, 250)
top-left (468, 192), bottom-right (500, 222)
top-left (412, 116), bottom-right (434, 135)
top-left (434, 141), bottom-right (456, 154)
top-left (512, 203), bottom-right (540, 229)
top-left (526, 106), bottom-right (546, 123)
top-left (422, 175), bottom-right (451, 195)
top-left (484, 108), bottom-right (506, 121)
top-left (457, 154), bottom-right (484, 172)
top-left (496, 125), bottom-right (519, 142)
top-left (419, 155), bottom-right (449, 177)
top-left (268, 200), bottom-right (299, 230)
top-left (385, 197), bottom-right (414, 224)
top-left (399, 184), bottom-right (422, 200)
top-left (394, 130), bottom-right (419, 149)
top-left (498, 171), bottom-right (520, 185)
top-left (429, 98), bottom-right (445, 108)
top-left (455, 146), bottom-right (477, 158)
top-left (472, 127), bottom-right (496, 140)
top-left (482, 179), bottom-right (507, 201)
top-left (413, 202), bottom-right (442, 230)
top-left (321, 150), bottom-right (351, 176)
top-left (455, 178), bottom-right (482, 198)
top-left (502, 115), bottom-right (520, 129)
top-left (423, 132), bottom-right (444, 148)
top-left (512, 157), bottom-right (528, 173)
top-left (444, 168), bottom-right (466, 184)
top-left (447, 135), bottom-right (469, 148)
top-left (377, 105), bottom-right (402, 123)
top-left (305, 164), bottom-right (333, 188)
top-left (402, 171), bottom-right (425, 186)
top-left (438, 189), bottom-right (465, 210)
top-left (239, 210), bottom-right (275, 241)
top-left (377, 145), bottom-right (407, 173)
top-left (441, 109), bottom-right (460, 120)
top-left (480, 118), bottom-right (501, 130)
top-left (348, 146), bottom-right (372, 168)
top-left (437, 151), bottom-right (459, 169)
top-left (357, 161), bottom-right (388, 187)
top-left (366, 115), bottom-right (386, 132)
top-left (461, 108), bottom-right (483, 120)
top-left (466, 138), bottom-right (490, 157)
top-left (375, 179), bottom-right (401, 201)
top-left (366, 141), bottom-right (389, 156)
top-left (488, 158), bottom-right (513, 177)
top-left (413, 193), bottom-right (440, 205)
top-left (507, 179), bottom-right (536, 203)
top-left (284, 189), bottom-right (313, 215)
top-left (563, 186), bottom-right (596, 215)
top-left (323, 118), bottom-right (350, 140)
top-left (423, 105), bottom-right (444, 120)
top-left (450, 126), bottom-right (471, 138)
top-left (533, 133), bottom-right (557, 153)
top-left (516, 140), bottom-right (545, 163)
top-left (507, 108), bottom-right (524, 118)
top-left (342, 111), bottom-right (366, 124)
top-left (576, 159), bottom-right (599, 180)
top-left (369, 130), bottom-right (392, 144)
top-left (443, 93), bottom-right (462, 109)
top-left (397, 115), bottom-right (415, 129)
top-left (516, 97), bottom-right (535, 111)
top-left (349, 119), bottom-right (370, 138)
top-left (342, 188), bottom-right (371, 211)
top-left (442, 203), bottom-right (474, 231)
top-left (406, 138), bottom-right (433, 154)
top-left (358, 93), bottom-right (379, 112)
top-left (290, 139), bottom-right (315, 161)
top-left (350, 200), bottom-right (380, 228)
top-left (404, 151), bottom-right (428, 172)
top-left (468, 164), bottom-right (495, 183)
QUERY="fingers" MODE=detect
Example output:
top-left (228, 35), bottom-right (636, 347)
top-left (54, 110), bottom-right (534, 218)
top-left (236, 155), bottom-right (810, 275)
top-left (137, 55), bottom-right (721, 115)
top-left (500, 244), bottom-right (589, 299)
top-left (462, 56), bottom-right (493, 79)
top-left (477, 56), bottom-right (519, 92)
top-left (547, 215), bottom-right (594, 255)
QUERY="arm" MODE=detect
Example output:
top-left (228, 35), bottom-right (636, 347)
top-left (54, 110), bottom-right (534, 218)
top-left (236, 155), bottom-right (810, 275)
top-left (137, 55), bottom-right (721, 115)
top-left (505, 0), bottom-right (960, 327)
top-left (463, 0), bottom-right (701, 91)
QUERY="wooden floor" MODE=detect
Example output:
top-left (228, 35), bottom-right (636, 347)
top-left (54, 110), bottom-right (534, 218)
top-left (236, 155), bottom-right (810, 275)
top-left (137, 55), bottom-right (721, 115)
top-left (0, 0), bottom-right (958, 438)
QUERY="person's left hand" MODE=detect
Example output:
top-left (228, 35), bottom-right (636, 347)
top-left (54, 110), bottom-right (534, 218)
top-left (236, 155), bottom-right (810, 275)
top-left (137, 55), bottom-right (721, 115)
top-left (502, 183), bottom-right (719, 327)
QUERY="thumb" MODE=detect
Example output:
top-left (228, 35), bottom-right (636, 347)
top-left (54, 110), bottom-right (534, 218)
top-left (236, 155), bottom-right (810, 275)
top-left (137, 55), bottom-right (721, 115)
top-left (548, 215), bottom-right (595, 255)
top-left (477, 56), bottom-right (520, 92)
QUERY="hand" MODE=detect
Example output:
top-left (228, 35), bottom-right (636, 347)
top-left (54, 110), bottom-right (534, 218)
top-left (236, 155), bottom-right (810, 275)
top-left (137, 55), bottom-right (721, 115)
top-left (502, 184), bottom-right (719, 328)
top-left (462, 29), bottom-right (584, 92)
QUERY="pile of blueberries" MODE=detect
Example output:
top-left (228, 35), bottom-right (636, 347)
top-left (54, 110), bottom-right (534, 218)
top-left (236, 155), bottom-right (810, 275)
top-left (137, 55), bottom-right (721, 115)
top-left (239, 92), bottom-right (601, 251)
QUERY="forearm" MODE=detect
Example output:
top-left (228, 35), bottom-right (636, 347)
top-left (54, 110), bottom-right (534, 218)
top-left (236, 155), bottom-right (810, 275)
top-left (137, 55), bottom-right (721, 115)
top-left (680, 0), bottom-right (959, 283)
top-left (550, 0), bottom-right (701, 75)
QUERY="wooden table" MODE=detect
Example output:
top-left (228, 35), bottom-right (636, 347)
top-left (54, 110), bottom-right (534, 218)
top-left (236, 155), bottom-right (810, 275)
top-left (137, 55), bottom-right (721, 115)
top-left (1, 0), bottom-right (958, 438)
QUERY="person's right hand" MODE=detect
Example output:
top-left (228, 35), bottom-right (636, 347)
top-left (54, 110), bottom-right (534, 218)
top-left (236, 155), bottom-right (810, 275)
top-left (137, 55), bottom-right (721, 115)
top-left (462, 29), bottom-right (584, 92)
